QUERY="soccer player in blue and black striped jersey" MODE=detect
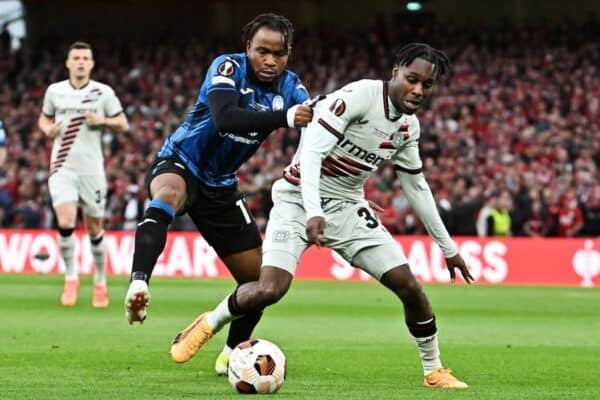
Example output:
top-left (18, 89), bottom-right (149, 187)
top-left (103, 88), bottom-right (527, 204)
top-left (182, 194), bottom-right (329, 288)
top-left (125, 13), bottom-right (312, 373)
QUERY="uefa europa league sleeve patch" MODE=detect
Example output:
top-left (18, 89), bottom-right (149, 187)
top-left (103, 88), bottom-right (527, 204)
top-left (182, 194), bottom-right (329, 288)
top-left (217, 60), bottom-right (236, 77)
top-left (329, 98), bottom-right (346, 116)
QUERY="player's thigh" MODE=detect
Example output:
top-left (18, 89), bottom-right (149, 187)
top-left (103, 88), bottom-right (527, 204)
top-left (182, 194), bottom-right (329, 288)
top-left (187, 186), bottom-right (262, 261)
top-left (328, 200), bottom-right (407, 279)
top-left (146, 157), bottom-right (189, 212)
top-left (351, 242), bottom-right (408, 281)
top-left (262, 193), bottom-right (309, 276)
top-left (77, 174), bottom-right (107, 218)
top-left (222, 247), bottom-right (262, 283)
top-left (53, 201), bottom-right (78, 228)
top-left (48, 171), bottom-right (78, 209)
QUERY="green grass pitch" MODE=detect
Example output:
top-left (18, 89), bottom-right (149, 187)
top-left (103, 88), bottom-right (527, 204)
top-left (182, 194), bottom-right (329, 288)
top-left (1, 275), bottom-right (599, 399)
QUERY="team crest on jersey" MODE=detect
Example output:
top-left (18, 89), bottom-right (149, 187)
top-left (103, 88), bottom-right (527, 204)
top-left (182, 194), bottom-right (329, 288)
top-left (217, 60), bottom-right (236, 77)
top-left (272, 95), bottom-right (284, 111)
top-left (329, 98), bottom-right (346, 116)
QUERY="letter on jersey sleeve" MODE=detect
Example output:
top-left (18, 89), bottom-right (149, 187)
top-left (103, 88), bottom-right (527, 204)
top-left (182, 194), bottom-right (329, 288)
top-left (206, 55), bottom-right (243, 94)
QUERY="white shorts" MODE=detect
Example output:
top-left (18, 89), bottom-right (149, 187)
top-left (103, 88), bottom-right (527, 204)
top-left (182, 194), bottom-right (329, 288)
top-left (48, 170), bottom-right (107, 218)
top-left (262, 180), bottom-right (407, 280)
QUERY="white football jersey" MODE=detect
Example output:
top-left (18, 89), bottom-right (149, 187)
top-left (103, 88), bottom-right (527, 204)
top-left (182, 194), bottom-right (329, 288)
top-left (42, 79), bottom-right (123, 175)
top-left (283, 79), bottom-right (421, 201)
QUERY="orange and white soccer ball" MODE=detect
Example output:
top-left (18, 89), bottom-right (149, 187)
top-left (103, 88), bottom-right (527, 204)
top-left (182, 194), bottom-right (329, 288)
top-left (228, 339), bottom-right (286, 394)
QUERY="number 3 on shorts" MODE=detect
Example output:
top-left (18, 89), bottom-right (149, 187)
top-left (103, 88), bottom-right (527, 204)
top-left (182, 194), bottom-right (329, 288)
top-left (236, 199), bottom-right (251, 224)
top-left (357, 207), bottom-right (379, 228)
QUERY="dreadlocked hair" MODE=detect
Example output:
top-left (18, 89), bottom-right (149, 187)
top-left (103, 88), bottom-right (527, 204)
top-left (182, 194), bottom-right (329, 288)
top-left (394, 43), bottom-right (450, 79)
top-left (242, 13), bottom-right (294, 51)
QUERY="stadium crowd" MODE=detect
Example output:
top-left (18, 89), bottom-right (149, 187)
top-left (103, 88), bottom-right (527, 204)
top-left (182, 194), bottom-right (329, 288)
top-left (0, 19), bottom-right (598, 237)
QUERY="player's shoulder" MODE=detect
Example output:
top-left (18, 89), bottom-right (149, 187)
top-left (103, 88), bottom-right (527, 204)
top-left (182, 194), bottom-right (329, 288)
top-left (210, 52), bottom-right (245, 73)
top-left (46, 79), bottom-right (69, 92)
top-left (88, 80), bottom-right (115, 93)
top-left (338, 79), bottom-right (382, 95)
top-left (279, 69), bottom-right (306, 93)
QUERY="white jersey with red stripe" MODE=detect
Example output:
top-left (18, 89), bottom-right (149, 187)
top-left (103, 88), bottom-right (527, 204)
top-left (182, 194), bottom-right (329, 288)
top-left (283, 79), bottom-right (421, 202)
top-left (42, 79), bottom-right (123, 175)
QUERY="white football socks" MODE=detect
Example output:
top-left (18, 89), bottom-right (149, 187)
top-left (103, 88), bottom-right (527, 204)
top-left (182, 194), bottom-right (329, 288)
top-left (221, 344), bottom-right (233, 357)
top-left (206, 296), bottom-right (235, 333)
top-left (59, 233), bottom-right (77, 281)
top-left (413, 333), bottom-right (443, 375)
top-left (91, 231), bottom-right (106, 285)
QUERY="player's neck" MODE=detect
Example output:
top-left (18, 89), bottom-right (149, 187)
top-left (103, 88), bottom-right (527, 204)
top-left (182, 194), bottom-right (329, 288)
top-left (69, 77), bottom-right (91, 90)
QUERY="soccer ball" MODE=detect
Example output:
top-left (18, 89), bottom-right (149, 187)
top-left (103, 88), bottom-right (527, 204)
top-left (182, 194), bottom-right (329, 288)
top-left (228, 339), bottom-right (286, 394)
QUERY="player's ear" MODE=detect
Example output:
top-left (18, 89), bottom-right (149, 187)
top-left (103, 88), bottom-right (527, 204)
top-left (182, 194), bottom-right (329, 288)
top-left (246, 40), bottom-right (252, 54)
top-left (391, 66), bottom-right (399, 78)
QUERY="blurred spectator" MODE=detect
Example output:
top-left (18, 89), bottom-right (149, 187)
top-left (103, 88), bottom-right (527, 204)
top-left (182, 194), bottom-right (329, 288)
top-left (0, 117), bottom-right (7, 166)
top-left (557, 191), bottom-right (584, 237)
top-left (486, 190), bottom-right (513, 236)
top-left (522, 199), bottom-right (550, 237)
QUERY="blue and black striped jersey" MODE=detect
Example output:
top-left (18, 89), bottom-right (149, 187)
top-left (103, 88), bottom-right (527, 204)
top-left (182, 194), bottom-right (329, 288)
top-left (158, 52), bottom-right (309, 187)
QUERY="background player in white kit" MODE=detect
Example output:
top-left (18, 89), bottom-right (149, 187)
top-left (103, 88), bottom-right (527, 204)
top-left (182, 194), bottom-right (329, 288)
top-left (168, 43), bottom-right (474, 388)
top-left (38, 41), bottom-right (129, 307)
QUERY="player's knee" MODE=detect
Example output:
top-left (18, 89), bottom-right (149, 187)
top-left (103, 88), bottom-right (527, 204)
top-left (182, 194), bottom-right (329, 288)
top-left (256, 281), bottom-right (287, 306)
top-left (152, 185), bottom-right (184, 210)
top-left (397, 276), bottom-right (424, 301)
top-left (58, 227), bottom-right (74, 237)
top-left (383, 266), bottom-right (423, 300)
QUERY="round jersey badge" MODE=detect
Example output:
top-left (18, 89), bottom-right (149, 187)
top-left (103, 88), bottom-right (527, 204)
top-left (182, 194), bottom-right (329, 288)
top-left (217, 61), bottom-right (236, 77)
top-left (272, 95), bottom-right (284, 111)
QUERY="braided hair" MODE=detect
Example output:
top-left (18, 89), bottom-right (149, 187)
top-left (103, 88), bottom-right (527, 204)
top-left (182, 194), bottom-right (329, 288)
top-left (242, 13), bottom-right (294, 51)
top-left (394, 43), bottom-right (450, 79)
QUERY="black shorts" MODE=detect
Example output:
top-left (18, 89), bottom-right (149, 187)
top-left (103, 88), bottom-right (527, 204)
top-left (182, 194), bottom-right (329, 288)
top-left (145, 156), bottom-right (262, 257)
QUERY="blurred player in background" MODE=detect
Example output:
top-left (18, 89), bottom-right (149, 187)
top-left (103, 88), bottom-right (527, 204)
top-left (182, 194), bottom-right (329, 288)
top-left (124, 13), bottom-right (312, 375)
top-left (38, 41), bottom-right (129, 307)
top-left (0, 116), bottom-right (7, 166)
top-left (172, 43), bottom-right (473, 388)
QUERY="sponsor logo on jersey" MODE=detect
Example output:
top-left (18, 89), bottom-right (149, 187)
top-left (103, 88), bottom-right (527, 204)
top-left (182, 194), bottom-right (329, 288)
top-left (217, 60), bottom-right (236, 77)
top-left (56, 107), bottom-right (98, 114)
top-left (272, 95), bottom-right (284, 111)
top-left (329, 98), bottom-right (346, 116)
top-left (339, 138), bottom-right (384, 166)
top-left (250, 102), bottom-right (270, 112)
top-left (240, 87), bottom-right (254, 95)
top-left (219, 131), bottom-right (260, 145)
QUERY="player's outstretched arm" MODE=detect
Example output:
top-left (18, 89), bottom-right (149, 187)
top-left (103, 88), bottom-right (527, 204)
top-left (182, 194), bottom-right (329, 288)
top-left (396, 170), bottom-right (473, 283)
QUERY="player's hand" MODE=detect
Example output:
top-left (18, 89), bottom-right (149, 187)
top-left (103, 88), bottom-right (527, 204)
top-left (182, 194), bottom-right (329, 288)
top-left (46, 122), bottom-right (61, 139)
top-left (84, 112), bottom-right (105, 127)
top-left (306, 216), bottom-right (327, 246)
top-left (286, 105), bottom-right (313, 128)
top-left (445, 253), bottom-right (474, 283)
top-left (367, 200), bottom-right (384, 213)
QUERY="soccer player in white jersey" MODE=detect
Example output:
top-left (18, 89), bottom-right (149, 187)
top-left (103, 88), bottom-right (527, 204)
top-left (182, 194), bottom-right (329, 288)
top-left (38, 41), bottom-right (129, 307)
top-left (168, 43), bottom-right (473, 388)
